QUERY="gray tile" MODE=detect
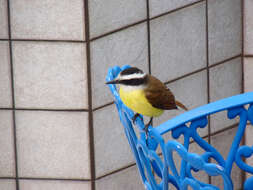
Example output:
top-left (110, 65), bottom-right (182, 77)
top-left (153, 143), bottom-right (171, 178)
top-left (20, 180), bottom-right (90, 190)
top-left (209, 58), bottom-right (242, 133)
top-left (210, 127), bottom-right (242, 189)
top-left (246, 124), bottom-right (253, 176)
top-left (16, 111), bottom-right (90, 178)
top-left (0, 179), bottom-right (16, 190)
top-left (93, 104), bottom-right (135, 177)
top-left (91, 23), bottom-right (148, 108)
top-left (96, 166), bottom-right (144, 190)
top-left (0, 111), bottom-right (15, 177)
top-left (0, 41), bottom-right (12, 107)
top-left (13, 42), bottom-right (88, 109)
top-left (89, 0), bottom-right (146, 38)
top-left (0, 0), bottom-right (8, 38)
top-left (10, 0), bottom-right (85, 40)
top-left (154, 70), bottom-right (208, 137)
top-left (149, 0), bottom-right (200, 18)
top-left (150, 2), bottom-right (206, 82)
top-left (245, 0), bottom-right (253, 54)
top-left (208, 0), bottom-right (241, 64)
top-left (244, 58), bottom-right (253, 92)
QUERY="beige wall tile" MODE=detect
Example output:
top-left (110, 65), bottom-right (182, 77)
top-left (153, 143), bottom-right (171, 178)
top-left (245, 0), bottom-right (253, 54)
top-left (13, 42), bottom-right (88, 109)
top-left (20, 180), bottom-right (90, 190)
top-left (0, 41), bottom-right (12, 107)
top-left (0, 111), bottom-right (15, 177)
top-left (10, 0), bottom-right (85, 40)
top-left (16, 111), bottom-right (90, 179)
top-left (89, 0), bottom-right (146, 38)
top-left (208, 0), bottom-right (241, 64)
top-left (244, 58), bottom-right (253, 92)
top-left (0, 179), bottom-right (16, 190)
top-left (150, 2), bottom-right (206, 82)
top-left (0, 0), bottom-right (8, 38)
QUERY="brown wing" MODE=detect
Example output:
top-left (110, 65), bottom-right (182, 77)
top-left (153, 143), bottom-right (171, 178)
top-left (144, 75), bottom-right (177, 110)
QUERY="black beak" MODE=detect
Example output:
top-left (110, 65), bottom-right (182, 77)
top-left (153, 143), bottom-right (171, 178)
top-left (106, 80), bottom-right (120, 85)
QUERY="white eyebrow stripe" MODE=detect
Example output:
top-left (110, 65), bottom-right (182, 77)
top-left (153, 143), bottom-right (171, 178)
top-left (119, 73), bottom-right (146, 80)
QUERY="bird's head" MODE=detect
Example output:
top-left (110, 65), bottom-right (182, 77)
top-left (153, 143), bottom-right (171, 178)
top-left (106, 67), bottom-right (148, 89)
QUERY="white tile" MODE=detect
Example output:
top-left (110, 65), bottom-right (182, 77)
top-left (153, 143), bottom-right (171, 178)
top-left (245, 0), bottom-right (253, 54)
top-left (154, 70), bottom-right (208, 137)
top-left (0, 179), bottom-right (16, 190)
top-left (93, 104), bottom-right (135, 177)
top-left (96, 166), bottom-right (144, 190)
top-left (210, 127), bottom-right (242, 189)
top-left (16, 111), bottom-right (90, 178)
top-left (209, 58), bottom-right (242, 133)
top-left (0, 0), bottom-right (8, 38)
top-left (0, 41), bottom-right (12, 107)
top-left (149, 0), bottom-right (199, 18)
top-left (20, 180), bottom-right (90, 190)
top-left (0, 111), bottom-right (15, 177)
top-left (10, 0), bottom-right (85, 40)
top-left (13, 42), bottom-right (88, 109)
top-left (89, 0), bottom-right (146, 38)
top-left (208, 0), bottom-right (241, 64)
top-left (91, 23), bottom-right (148, 108)
top-left (150, 2), bottom-right (206, 82)
top-left (244, 58), bottom-right (253, 92)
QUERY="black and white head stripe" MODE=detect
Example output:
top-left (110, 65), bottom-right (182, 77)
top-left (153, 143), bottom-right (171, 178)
top-left (120, 67), bottom-right (144, 76)
top-left (117, 67), bottom-right (147, 86)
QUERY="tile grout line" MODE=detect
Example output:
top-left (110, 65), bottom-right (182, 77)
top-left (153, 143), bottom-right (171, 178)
top-left (6, 0), bottom-right (19, 189)
top-left (0, 108), bottom-right (89, 112)
top-left (83, 1), bottom-right (96, 189)
top-left (241, 0), bottom-right (246, 187)
top-left (146, 0), bottom-right (151, 75)
top-left (205, 0), bottom-right (212, 184)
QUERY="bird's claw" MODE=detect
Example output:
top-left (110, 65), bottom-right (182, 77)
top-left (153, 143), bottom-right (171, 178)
top-left (132, 113), bottom-right (143, 124)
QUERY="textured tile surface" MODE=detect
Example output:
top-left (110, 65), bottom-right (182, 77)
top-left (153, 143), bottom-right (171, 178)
top-left (91, 23), bottom-right (148, 108)
top-left (210, 127), bottom-right (242, 189)
top-left (20, 180), bottom-right (91, 190)
top-left (0, 0), bottom-right (8, 38)
top-left (209, 58), bottom-right (242, 132)
top-left (244, 58), bottom-right (253, 92)
top-left (10, 0), bottom-right (85, 40)
top-left (0, 111), bottom-right (15, 177)
top-left (149, 0), bottom-right (199, 18)
top-left (16, 111), bottom-right (90, 178)
top-left (246, 124), bottom-right (253, 176)
top-left (13, 42), bottom-right (88, 109)
top-left (89, 0), bottom-right (146, 38)
top-left (0, 42), bottom-right (12, 107)
top-left (93, 104), bottom-right (135, 177)
top-left (96, 166), bottom-right (144, 190)
top-left (245, 0), bottom-right (253, 54)
top-left (0, 179), bottom-right (16, 190)
top-left (153, 71), bottom-right (208, 137)
top-left (150, 2), bottom-right (206, 82)
top-left (208, 0), bottom-right (241, 64)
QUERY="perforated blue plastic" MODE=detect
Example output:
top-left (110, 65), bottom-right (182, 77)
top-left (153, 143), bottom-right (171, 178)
top-left (106, 65), bottom-right (253, 190)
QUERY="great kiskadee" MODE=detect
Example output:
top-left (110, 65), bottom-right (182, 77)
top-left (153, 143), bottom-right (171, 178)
top-left (106, 67), bottom-right (187, 132)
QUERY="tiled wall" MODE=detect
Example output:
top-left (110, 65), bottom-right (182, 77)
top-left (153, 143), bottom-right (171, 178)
top-left (0, 0), bottom-right (244, 190)
top-left (244, 0), bottom-right (253, 181)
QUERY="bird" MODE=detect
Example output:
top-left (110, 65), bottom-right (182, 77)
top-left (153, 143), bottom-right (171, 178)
top-left (106, 67), bottom-right (188, 133)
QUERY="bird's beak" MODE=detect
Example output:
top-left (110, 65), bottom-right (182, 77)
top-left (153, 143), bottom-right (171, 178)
top-left (106, 80), bottom-right (120, 85)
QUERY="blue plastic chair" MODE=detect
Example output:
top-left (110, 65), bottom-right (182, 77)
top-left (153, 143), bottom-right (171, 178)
top-left (106, 65), bottom-right (253, 190)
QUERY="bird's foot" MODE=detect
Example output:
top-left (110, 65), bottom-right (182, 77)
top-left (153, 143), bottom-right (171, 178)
top-left (132, 113), bottom-right (143, 124)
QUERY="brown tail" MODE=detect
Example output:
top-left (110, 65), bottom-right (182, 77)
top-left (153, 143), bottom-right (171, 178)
top-left (175, 100), bottom-right (188, 111)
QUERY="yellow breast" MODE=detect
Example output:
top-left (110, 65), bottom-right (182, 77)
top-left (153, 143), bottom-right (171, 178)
top-left (119, 87), bottom-right (163, 117)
